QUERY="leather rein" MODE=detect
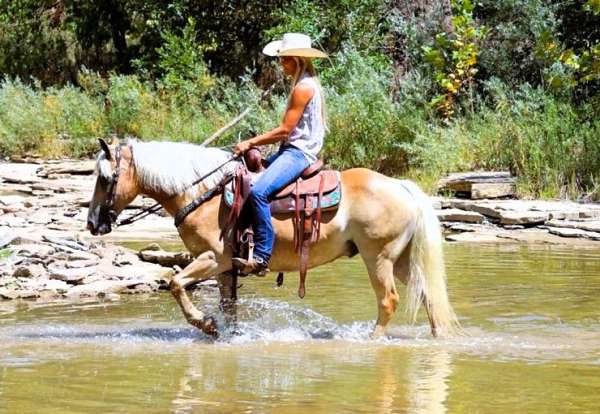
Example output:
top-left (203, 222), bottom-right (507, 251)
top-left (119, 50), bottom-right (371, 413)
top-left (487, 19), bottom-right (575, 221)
top-left (104, 144), bottom-right (238, 228)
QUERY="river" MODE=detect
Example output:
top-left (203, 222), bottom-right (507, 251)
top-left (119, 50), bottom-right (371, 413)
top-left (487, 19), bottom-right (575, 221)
top-left (1, 244), bottom-right (599, 413)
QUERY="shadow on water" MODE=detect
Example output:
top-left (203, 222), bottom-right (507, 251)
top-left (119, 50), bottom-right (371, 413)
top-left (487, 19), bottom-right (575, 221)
top-left (17, 326), bottom-right (213, 343)
top-left (14, 324), bottom-right (339, 343)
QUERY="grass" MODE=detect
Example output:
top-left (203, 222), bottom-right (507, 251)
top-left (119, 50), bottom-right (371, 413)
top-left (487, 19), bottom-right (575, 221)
top-left (1, 70), bottom-right (598, 200)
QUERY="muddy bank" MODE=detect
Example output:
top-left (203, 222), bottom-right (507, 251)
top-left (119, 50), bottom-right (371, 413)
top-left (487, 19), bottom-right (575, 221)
top-left (2, 159), bottom-right (600, 302)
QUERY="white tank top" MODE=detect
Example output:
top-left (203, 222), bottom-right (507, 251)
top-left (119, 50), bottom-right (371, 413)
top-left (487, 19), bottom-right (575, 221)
top-left (284, 73), bottom-right (325, 163)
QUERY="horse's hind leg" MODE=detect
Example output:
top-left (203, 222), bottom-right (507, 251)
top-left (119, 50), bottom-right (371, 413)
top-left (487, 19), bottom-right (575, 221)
top-left (363, 252), bottom-right (400, 339)
top-left (394, 246), bottom-right (438, 337)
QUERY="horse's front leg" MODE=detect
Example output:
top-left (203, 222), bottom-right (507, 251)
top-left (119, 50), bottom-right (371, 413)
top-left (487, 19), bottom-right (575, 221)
top-left (216, 272), bottom-right (238, 326)
top-left (169, 250), bottom-right (228, 337)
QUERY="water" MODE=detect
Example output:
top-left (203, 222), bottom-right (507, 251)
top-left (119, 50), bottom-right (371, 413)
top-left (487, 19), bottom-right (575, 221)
top-left (1, 244), bottom-right (599, 413)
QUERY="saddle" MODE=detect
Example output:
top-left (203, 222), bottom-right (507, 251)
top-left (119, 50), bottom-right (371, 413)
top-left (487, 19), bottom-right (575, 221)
top-left (223, 148), bottom-right (342, 298)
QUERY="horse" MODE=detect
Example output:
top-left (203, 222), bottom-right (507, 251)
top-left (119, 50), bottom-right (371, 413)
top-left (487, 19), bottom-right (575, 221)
top-left (87, 138), bottom-right (459, 339)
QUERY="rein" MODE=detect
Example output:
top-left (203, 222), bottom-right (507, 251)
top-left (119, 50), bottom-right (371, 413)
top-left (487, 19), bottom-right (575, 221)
top-left (105, 144), bottom-right (122, 223)
top-left (106, 144), bottom-right (239, 227)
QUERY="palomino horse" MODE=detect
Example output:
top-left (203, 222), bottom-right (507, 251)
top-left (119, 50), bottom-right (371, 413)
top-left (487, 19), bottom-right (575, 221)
top-left (87, 138), bottom-right (459, 338)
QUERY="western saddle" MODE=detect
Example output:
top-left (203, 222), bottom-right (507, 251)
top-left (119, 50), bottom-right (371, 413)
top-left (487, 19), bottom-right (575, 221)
top-left (223, 148), bottom-right (341, 298)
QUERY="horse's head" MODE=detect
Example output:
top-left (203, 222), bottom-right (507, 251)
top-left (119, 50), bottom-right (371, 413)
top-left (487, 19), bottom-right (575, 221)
top-left (87, 138), bottom-right (139, 235)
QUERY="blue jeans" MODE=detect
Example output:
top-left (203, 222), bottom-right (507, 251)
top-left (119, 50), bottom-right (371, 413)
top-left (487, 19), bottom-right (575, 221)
top-left (250, 146), bottom-right (310, 261)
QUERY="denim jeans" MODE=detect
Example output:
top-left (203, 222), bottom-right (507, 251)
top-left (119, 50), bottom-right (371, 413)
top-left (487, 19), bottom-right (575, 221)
top-left (250, 145), bottom-right (310, 261)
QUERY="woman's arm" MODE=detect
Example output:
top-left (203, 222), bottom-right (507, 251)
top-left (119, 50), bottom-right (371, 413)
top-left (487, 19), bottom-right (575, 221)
top-left (234, 83), bottom-right (314, 154)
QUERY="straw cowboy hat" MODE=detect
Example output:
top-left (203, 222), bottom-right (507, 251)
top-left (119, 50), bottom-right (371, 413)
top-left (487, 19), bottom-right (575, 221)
top-left (263, 33), bottom-right (328, 58)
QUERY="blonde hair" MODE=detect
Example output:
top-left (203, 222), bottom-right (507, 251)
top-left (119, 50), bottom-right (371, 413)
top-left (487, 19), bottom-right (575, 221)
top-left (286, 56), bottom-right (327, 130)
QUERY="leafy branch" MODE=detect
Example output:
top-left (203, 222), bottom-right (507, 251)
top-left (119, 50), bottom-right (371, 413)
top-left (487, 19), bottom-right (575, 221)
top-left (422, 0), bottom-right (488, 119)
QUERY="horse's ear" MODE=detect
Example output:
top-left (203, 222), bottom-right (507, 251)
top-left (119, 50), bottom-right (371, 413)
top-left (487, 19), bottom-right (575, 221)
top-left (110, 135), bottom-right (119, 146)
top-left (99, 138), bottom-right (112, 161)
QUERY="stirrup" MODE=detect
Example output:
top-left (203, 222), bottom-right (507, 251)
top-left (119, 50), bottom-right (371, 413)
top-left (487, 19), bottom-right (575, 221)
top-left (232, 257), bottom-right (269, 277)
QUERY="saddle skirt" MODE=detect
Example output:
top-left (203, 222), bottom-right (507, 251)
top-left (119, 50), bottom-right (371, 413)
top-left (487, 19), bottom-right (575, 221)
top-left (223, 162), bottom-right (342, 299)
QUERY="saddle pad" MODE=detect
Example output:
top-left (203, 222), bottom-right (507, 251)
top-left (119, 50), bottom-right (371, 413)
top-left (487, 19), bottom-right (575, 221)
top-left (224, 183), bottom-right (342, 213)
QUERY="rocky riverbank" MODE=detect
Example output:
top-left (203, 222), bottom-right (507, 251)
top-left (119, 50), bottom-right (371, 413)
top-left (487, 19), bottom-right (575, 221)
top-left (2, 159), bottom-right (600, 302)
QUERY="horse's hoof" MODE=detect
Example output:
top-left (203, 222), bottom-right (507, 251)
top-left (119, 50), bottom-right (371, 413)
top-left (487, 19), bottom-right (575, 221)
top-left (202, 316), bottom-right (219, 338)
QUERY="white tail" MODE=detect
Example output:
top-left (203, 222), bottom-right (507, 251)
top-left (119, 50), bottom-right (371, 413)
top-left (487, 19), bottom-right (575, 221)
top-left (401, 181), bottom-right (459, 336)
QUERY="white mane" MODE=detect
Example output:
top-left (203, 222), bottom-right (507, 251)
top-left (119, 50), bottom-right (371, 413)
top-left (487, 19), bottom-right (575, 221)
top-left (96, 139), bottom-right (239, 197)
top-left (130, 140), bottom-right (238, 196)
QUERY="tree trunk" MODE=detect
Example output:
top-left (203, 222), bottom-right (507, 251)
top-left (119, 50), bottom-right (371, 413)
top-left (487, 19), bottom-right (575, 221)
top-left (107, 0), bottom-right (130, 73)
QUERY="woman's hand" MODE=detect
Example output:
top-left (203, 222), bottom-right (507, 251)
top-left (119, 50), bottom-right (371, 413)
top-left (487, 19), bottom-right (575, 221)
top-left (233, 139), bottom-right (253, 155)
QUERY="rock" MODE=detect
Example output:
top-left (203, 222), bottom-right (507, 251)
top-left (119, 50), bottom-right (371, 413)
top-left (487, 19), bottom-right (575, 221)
top-left (1, 174), bottom-right (41, 185)
top-left (544, 219), bottom-right (600, 233)
top-left (545, 226), bottom-right (600, 241)
top-left (48, 264), bottom-right (96, 283)
top-left (113, 251), bottom-right (139, 266)
top-left (139, 242), bottom-right (161, 252)
top-left (0, 233), bottom-right (17, 248)
top-left (12, 243), bottom-right (56, 258)
top-left (429, 197), bottom-right (443, 210)
top-left (64, 259), bottom-right (98, 269)
top-left (42, 234), bottom-right (89, 251)
top-left (0, 195), bottom-right (31, 206)
top-left (447, 223), bottom-right (482, 232)
top-left (28, 213), bottom-right (53, 225)
top-left (104, 293), bottom-right (121, 301)
top-left (436, 208), bottom-right (484, 223)
top-left (498, 211), bottom-right (548, 226)
top-left (15, 289), bottom-right (39, 299)
top-left (438, 171), bottom-right (516, 199)
top-left (65, 280), bottom-right (131, 298)
top-left (139, 250), bottom-right (193, 268)
top-left (80, 274), bottom-right (105, 285)
top-left (0, 277), bottom-right (14, 287)
top-left (0, 288), bottom-right (19, 300)
top-left (42, 279), bottom-right (70, 293)
top-left (12, 264), bottom-right (45, 278)
top-left (497, 229), bottom-right (600, 245)
top-left (548, 210), bottom-right (582, 220)
top-left (53, 250), bottom-right (99, 261)
top-left (37, 290), bottom-right (63, 301)
top-left (0, 184), bottom-right (34, 195)
top-left (502, 225), bottom-right (525, 230)
top-left (579, 209), bottom-right (600, 219)
top-left (123, 283), bottom-right (157, 294)
top-left (36, 160), bottom-right (96, 177)
top-left (449, 200), bottom-right (503, 219)
top-left (445, 231), bottom-right (509, 243)
top-left (0, 215), bottom-right (27, 227)
top-left (62, 208), bottom-right (80, 218)
top-left (8, 235), bottom-right (42, 246)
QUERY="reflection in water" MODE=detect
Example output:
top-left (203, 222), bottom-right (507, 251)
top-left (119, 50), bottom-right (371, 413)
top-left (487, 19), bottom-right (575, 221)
top-left (0, 244), bottom-right (600, 413)
top-left (166, 343), bottom-right (455, 414)
top-left (407, 349), bottom-right (452, 414)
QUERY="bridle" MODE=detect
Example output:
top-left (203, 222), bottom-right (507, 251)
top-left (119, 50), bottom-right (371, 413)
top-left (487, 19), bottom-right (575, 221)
top-left (104, 144), bottom-right (123, 224)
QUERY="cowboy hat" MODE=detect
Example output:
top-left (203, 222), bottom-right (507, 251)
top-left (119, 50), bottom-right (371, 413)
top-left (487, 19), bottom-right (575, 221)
top-left (263, 33), bottom-right (328, 58)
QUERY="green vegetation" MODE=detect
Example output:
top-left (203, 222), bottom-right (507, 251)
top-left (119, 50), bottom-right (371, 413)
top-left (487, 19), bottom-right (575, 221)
top-left (0, 0), bottom-right (598, 198)
top-left (0, 248), bottom-right (10, 261)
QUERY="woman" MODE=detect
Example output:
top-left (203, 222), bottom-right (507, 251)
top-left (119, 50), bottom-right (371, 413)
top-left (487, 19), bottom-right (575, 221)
top-left (232, 33), bottom-right (328, 275)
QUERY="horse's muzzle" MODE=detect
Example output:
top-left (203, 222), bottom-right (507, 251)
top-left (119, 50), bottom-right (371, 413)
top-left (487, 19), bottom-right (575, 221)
top-left (87, 220), bottom-right (111, 236)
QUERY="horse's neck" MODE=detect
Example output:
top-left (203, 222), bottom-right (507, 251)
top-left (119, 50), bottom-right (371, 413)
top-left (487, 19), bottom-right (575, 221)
top-left (139, 184), bottom-right (211, 218)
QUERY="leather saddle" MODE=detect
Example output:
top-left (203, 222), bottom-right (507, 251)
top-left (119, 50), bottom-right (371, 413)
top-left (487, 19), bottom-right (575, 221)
top-left (223, 148), bottom-right (342, 298)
